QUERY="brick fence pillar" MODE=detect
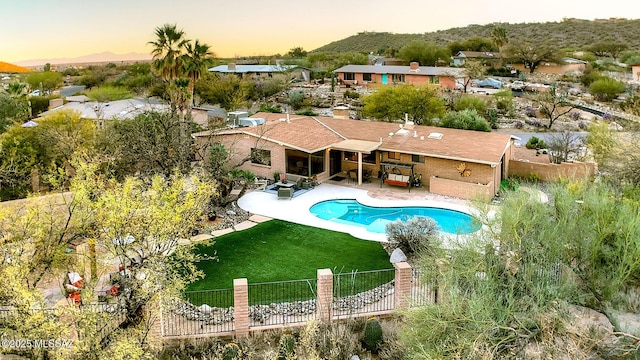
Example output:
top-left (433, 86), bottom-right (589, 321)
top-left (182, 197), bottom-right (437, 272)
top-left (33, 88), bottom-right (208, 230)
top-left (394, 262), bottom-right (412, 309)
top-left (316, 268), bottom-right (333, 323)
top-left (233, 278), bottom-right (249, 337)
top-left (145, 301), bottom-right (163, 339)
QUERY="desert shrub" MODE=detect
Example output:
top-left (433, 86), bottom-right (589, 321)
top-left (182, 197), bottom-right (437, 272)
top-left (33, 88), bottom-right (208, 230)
top-left (486, 108), bottom-right (498, 129)
top-left (526, 136), bottom-right (547, 149)
top-left (569, 111), bottom-right (581, 120)
top-left (514, 120), bottom-right (525, 129)
top-left (363, 317), bottom-right (383, 353)
top-left (295, 108), bottom-right (318, 116)
top-left (589, 77), bottom-right (626, 102)
top-left (259, 103), bottom-right (283, 113)
top-left (385, 216), bottom-right (440, 257)
top-left (344, 89), bottom-right (360, 100)
top-left (440, 109), bottom-right (491, 132)
top-left (288, 90), bottom-right (307, 110)
top-left (493, 90), bottom-right (514, 112)
top-left (277, 333), bottom-right (296, 360)
top-left (453, 95), bottom-right (487, 115)
top-left (298, 320), bottom-right (361, 360)
top-left (525, 106), bottom-right (537, 117)
top-left (222, 342), bottom-right (241, 360)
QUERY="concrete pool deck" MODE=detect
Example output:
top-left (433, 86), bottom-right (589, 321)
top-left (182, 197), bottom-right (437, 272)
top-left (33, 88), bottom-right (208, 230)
top-left (237, 181), bottom-right (485, 242)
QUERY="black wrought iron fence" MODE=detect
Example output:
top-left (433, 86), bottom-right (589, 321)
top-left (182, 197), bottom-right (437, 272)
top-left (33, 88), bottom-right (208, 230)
top-left (332, 268), bottom-right (395, 317)
top-left (163, 288), bottom-right (234, 337)
top-left (410, 268), bottom-right (437, 306)
top-left (248, 278), bottom-right (318, 328)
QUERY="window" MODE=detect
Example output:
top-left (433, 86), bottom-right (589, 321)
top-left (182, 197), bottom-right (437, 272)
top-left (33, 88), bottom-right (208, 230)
top-left (344, 151), bottom-right (376, 164)
top-left (429, 76), bottom-right (440, 84)
top-left (344, 72), bottom-right (355, 81)
top-left (412, 154), bottom-right (424, 163)
top-left (388, 152), bottom-right (400, 160)
top-left (391, 74), bottom-right (405, 83)
top-left (251, 148), bottom-right (271, 166)
top-left (363, 73), bottom-right (372, 81)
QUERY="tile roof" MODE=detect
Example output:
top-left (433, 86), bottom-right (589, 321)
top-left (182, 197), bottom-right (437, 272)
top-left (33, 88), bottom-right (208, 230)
top-left (208, 64), bottom-right (297, 73)
top-left (193, 113), bottom-right (513, 165)
top-left (333, 64), bottom-right (465, 77)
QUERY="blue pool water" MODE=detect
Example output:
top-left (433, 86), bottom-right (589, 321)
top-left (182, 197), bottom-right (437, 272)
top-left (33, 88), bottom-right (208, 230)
top-left (309, 199), bottom-right (481, 235)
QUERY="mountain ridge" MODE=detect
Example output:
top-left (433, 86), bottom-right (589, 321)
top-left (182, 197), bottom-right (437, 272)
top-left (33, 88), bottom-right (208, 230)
top-left (14, 51), bottom-right (152, 67)
top-left (312, 18), bottom-right (640, 54)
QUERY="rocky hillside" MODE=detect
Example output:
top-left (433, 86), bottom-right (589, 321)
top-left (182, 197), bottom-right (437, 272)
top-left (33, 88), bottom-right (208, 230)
top-left (313, 18), bottom-right (640, 53)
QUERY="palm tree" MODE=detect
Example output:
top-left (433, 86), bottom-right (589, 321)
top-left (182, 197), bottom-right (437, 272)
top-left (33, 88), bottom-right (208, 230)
top-left (182, 39), bottom-right (214, 107)
top-left (148, 24), bottom-right (188, 81)
top-left (491, 26), bottom-right (509, 52)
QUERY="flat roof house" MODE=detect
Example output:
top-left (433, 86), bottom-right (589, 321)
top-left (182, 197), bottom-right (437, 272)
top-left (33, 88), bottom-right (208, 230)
top-left (192, 112), bottom-right (516, 201)
top-left (209, 63), bottom-right (310, 82)
top-left (333, 62), bottom-right (466, 90)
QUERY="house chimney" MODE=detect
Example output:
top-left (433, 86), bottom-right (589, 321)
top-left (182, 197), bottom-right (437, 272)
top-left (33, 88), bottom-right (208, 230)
top-left (410, 62), bottom-right (419, 70)
top-left (228, 63), bottom-right (236, 71)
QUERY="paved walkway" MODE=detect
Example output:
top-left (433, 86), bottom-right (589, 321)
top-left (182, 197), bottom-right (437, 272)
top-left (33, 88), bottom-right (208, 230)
top-left (237, 182), bottom-right (479, 242)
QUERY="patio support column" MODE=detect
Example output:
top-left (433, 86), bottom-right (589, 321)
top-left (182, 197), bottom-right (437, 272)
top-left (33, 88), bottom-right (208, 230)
top-left (317, 268), bottom-right (333, 323)
top-left (394, 262), bottom-right (412, 309)
top-left (357, 152), bottom-right (363, 185)
top-left (233, 278), bottom-right (250, 337)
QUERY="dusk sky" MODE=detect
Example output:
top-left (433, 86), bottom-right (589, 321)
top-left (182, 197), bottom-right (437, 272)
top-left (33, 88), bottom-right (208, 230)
top-left (2, 0), bottom-right (638, 63)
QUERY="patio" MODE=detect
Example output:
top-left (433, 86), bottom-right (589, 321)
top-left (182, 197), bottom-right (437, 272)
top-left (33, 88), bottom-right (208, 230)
top-left (237, 180), bottom-right (478, 242)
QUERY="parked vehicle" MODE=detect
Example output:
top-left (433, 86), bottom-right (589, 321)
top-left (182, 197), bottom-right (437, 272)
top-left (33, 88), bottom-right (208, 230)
top-left (509, 81), bottom-right (526, 90)
top-left (471, 78), bottom-right (502, 89)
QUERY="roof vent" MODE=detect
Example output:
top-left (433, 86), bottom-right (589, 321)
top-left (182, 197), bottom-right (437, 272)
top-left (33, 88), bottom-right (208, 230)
top-left (428, 132), bottom-right (443, 139)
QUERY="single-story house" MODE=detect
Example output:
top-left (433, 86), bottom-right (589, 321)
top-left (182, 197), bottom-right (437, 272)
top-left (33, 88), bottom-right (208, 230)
top-left (452, 51), bottom-right (503, 67)
top-left (39, 98), bottom-right (168, 128)
top-left (511, 57), bottom-right (587, 74)
top-left (631, 64), bottom-right (640, 82)
top-left (192, 112), bottom-right (516, 201)
top-left (333, 62), bottom-right (466, 90)
top-left (208, 63), bottom-right (310, 82)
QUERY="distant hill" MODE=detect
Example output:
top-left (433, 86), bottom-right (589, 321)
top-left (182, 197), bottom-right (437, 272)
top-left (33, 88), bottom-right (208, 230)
top-left (0, 61), bottom-right (35, 73)
top-left (15, 52), bottom-right (152, 67)
top-left (313, 18), bottom-right (640, 54)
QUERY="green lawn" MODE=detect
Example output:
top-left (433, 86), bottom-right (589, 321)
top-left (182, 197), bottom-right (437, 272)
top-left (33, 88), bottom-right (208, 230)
top-left (186, 220), bottom-right (393, 304)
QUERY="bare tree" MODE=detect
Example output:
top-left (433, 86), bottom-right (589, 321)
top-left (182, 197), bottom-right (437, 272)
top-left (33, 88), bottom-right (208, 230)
top-left (546, 131), bottom-right (586, 164)
top-left (528, 87), bottom-right (575, 129)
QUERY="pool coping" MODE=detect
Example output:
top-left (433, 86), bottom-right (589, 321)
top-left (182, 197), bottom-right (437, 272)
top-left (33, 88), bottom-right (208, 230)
top-left (237, 183), bottom-right (486, 243)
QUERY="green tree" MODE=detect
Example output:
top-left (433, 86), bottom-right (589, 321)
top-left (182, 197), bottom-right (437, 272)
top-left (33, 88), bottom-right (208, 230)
top-left (182, 39), bottom-right (214, 107)
top-left (98, 111), bottom-right (193, 178)
top-left (25, 71), bottom-right (63, 94)
top-left (589, 77), bottom-right (626, 102)
top-left (0, 92), bottom-right (30, 132)
top-left (148, 23), bottom-right (188, 82)
top-left (196, 73), bottom-right (248, 111)
top-left (491, 26), bottom-right (509, 51)
top-left (460, 60), bottom-right (486, 93)
top-left (504, 42), bottom-right (558, 73)
top-left (398, 40), bottom-right (450, 66)
top-left (439, 109), bottom-right (491, 131)
top-left (362, 84), bottom-right (445, 125)
top-left (287, 46), bottom-right (308, 58)
top-left (588, 41), bottom-right (628, 59)
top-left (448, 36), bottom-right (496, 55)
top-left (586, 120), bottom-right (617, 165)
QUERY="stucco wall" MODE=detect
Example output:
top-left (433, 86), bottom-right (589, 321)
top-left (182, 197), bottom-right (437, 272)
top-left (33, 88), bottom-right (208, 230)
top-left (509, 160), bottom-right (597, 181)
top-left (429, 177), bottom-right (495, 201)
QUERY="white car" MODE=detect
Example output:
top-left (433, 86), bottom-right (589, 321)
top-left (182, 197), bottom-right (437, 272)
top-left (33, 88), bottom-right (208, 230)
top-left (510, 81), bottom-right (526, 91)
top-left (29, 90), bottom-right (41, 96)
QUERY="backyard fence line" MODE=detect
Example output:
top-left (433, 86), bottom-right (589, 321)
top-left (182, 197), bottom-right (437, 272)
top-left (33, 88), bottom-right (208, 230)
top-left (248, 278), bottom-right (319, 328)
top-left (162, 288), bottom-right (234, 337)
top-left (332, 269), bottom-right (396, 318)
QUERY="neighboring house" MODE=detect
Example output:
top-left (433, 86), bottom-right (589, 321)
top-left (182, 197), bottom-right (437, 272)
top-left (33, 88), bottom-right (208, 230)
top-left (368, 55), bottom-right (404, 66)
top-left (333, 62), bottom-right (466, 90)
top-left (631, 64), bottom-right (640, 82)
top-left (39, 98), bottom-right (168, 128)
top-left (511, 57), bottom-right (587, 74)
top-left (208, 63), bottom-right (310, 82)
top-left (192, 112), bottom-right (516, 201)
top-left (452, 51), bottom-right (503, 67)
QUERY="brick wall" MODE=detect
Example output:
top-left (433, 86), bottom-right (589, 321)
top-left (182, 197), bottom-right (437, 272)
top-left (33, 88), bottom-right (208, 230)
top-left (509, 160), bottom-right (597, 181)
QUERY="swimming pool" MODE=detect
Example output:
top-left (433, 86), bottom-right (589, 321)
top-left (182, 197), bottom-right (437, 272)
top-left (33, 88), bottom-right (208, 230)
top-left (309, 199), bottom-right (481, 235)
